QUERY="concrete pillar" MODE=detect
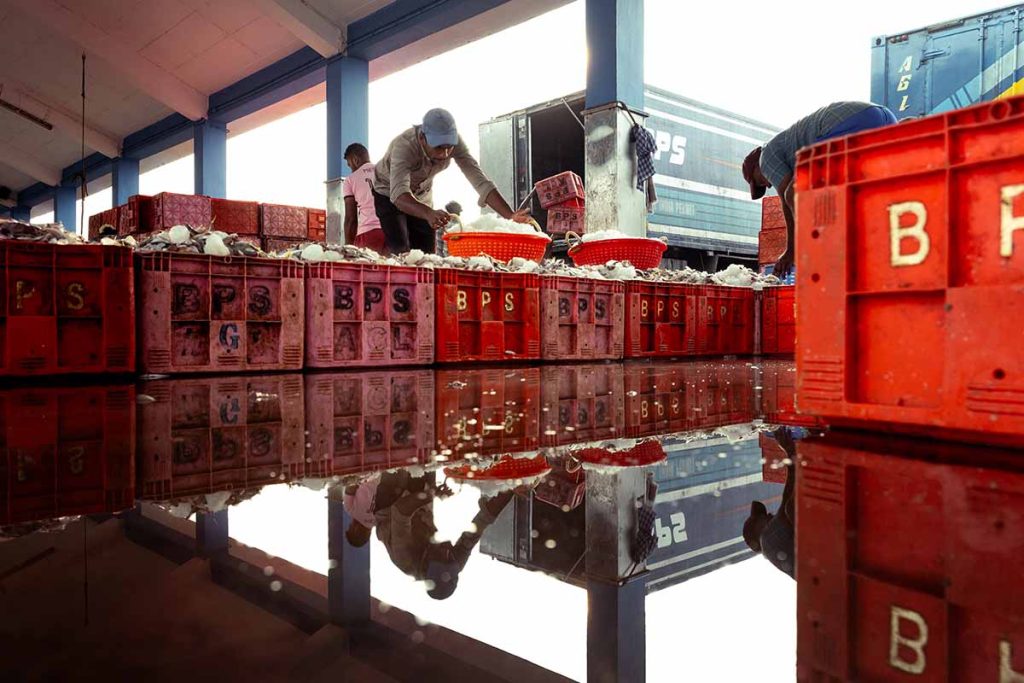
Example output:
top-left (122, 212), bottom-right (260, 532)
top-left (54, 183), bottom-right (77, 232)
top-left (195, 509), bottom-right (229, 557)
top-left (327, 496), bottom-right (371, 626)
top-left (584, 468), bottom-right (648, 683)
top-left (326, 56), bottom-right (369, 244)
top-left (112, 157), bottom-right (140, 205)
top-left (194, 119), bottom-right (227, 198)
top-left (584, 0), bottom-right (647, 238)
top-left (10, 205), bottom-right (30, 222)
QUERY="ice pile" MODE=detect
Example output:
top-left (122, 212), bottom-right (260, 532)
top-left (447, 214), bottom-right (546, 236)
top-left (577, 229), bottom-right (662, 243)
top-left (0, 219), bottom-right (85, 244)
top-left (135, 225), bottom-right (265, 257)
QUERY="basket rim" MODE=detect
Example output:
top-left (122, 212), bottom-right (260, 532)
top-left (443, 230), bottom-right (551, 244)
top-left (567, 237), bottom-right (666, 255)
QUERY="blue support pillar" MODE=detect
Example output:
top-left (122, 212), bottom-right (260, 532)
top-left (54, 183), bottom-right (77, 232)
top-left (326, 56), bottom-right (369, 244)
top-left (112, 157), bottom-right (140, 205)
top-left (194, 120), bottom-right (227, 198)
top-left (587, 578), bottom-right (646, 683)
top-left (10, 205), bottom-right (30, 222)
top-left (585, 0), bottom-right (644, 110)
top-left (327, 496), bottom-right (371, 626)
top-left (195, 509), bottom-right (229, 557)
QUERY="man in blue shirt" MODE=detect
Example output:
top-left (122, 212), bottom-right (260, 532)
top-left (743, 102), bottom-right (897, 275)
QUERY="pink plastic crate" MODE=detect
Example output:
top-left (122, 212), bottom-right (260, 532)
top-left (149, 193), bottom-right (213, 231)
top-left (540, 275), bottom-right (624, 360)
top-left (547, 204), bottom-right (585, 235)
top-left (535, 171), bottom-right (585, 209)
top-left (260, 203), bottom-right (308, 239)
top-left (305, 262), bottom-right (434, 368)
top-left (135, 252), bottom-right (304, 374)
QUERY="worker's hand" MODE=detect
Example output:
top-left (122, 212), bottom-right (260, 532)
top-left (427, 208), bottom-right (452, 230)
top-left (509, 209), bottom-right (532, 224)
top-left (774, 249), bottom-right (794, 278)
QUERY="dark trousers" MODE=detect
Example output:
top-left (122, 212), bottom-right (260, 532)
top-left (373, 190), bottom-right (436, 254)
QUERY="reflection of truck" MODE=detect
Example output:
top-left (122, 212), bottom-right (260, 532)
top-left (479, 87), bottom-right (779, 270)
top-left (479, 434), bottom-right (783, 593)
top-left (871, 4), bottom-right (1024, 120)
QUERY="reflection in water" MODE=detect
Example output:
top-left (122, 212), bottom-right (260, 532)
top-left (7, 360), bottom-right (1016, 680)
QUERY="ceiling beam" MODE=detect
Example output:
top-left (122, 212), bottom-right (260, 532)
top-left (252, 0), bottom-right (345, 58)
top-left (16, 0), bottom-right (209, 120)
top-left (0, 140), bottom-right (62, 186)
top-left (0, 77), bottom-right (121, 158)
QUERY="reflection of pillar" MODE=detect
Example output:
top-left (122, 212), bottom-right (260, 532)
top-left (585, 468), bottom-right (647, 683)
top-left (195, 509), bottom-right (228, 557)
top-left (327, 496), bottom-right (370, 626)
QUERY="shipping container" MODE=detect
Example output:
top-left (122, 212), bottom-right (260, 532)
top-left (1, 241), bottom-right (135, 376)
top-left (135, 252), bottom-right (304, 374)
top-left (480, 87), bottom-right (780, 268)
top-left (305, 262), bottom-right (434, 368)
top-left (795, 96), bottom-right (1024, 446)
top-left (137, 374), bottom-right (305, 499)
top-left (0, 384), bottom-right (135, 526)
top-left (797, 432), bottom-right (1024, 682)
top-left (871, 4), bottom-right (1024, 120)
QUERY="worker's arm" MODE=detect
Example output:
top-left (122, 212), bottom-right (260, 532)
top-left (388, 144), bottom-right (449, 229)
top-left (343, 196), bottom-right (359, 245)
top-left (775, 172), bottom-right (796, 276)
top-left (394, 193), bottom-right (450, 229)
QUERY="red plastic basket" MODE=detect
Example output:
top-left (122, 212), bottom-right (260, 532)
top-left (443, 231), bottom-right (551, 263)
top-left (567, 234), bottom-right (666, 269)
top-left (570, 440), bottom-right (667, 468)
top-left (444, 455), bottom-right (551, 481)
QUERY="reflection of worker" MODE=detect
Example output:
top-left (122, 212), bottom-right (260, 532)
top-left (361, 469), bottom-right (514, 599)
top-left (743, 427), bottom-right (798, 578)
top-left (342, 473), bottom-right (381, 548)
top-left (342, 143), bottom-right (387, 253)
top-left (373, 108), bottom-right (528, 254)
top-left (742, 102), bottom-right (897, 275)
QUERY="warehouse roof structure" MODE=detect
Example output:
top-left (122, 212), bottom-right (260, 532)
top-left (0, 0), bottom-right (571, 222)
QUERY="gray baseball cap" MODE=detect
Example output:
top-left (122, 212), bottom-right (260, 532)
top-left (422, 108), bottom-right (459, 147)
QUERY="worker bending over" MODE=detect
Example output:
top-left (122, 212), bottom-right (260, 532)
top-left (373, 108), bottom-right (528, 254)
top-left (743, 102), bottom-right (897, 275)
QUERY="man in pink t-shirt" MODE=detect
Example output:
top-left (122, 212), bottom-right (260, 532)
top-left (342, 143), bottom-right (387, 253)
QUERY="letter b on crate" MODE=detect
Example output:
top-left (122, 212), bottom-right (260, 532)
top-left (889, 201), bottom-right (930, 267)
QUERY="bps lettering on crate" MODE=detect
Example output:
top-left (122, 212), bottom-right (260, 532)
top-left (795, 96), bottom-right (1024, 445)
top-left (540, 276), bottom-right (624, 360)
top-left (540, 364), bottom-right (625, 446)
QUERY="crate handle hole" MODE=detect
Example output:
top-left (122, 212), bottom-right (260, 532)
top-left (991, 100), bottom-right (1011, 120)
top-left (810, 273), bottom-right (820, 283)
top-left (811, 229), bottom-right (820, 239)
top-left (994, 368), bottom-right (1006, 380)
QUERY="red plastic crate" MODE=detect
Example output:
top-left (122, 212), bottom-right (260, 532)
top-left (261, 236), bottom-right (305, 253)
top-left (535, 171), bottom-right (585, 209)
top-left (260, 203), bottom-right (308, 239)
top-left (434, 269), bottom-right (541, 363)
top-left (796, 433), bottom-right (1024, 682)
top-left (760, 285), bottom-right (795, 356)
top-left (308, 208), bottom-right (327, 241)
top-left (759, 432), bottom-right (788, 483)
top-left (435, 367), bottom-right (541, 459)
top-left (305, 262), bottom-right (434, 368)
top-left (623, 361), bottom-right (756, 438)
top-left (119, 195), bottom-right (153, 235)
top-left (137, 375), bottom-right (305, 499)
top-left (540, 276), bottom-right (624, 360)
top-left (546, 205), bottom-right (585, 235)
top-left (87, 207), bottom-right (120, 240)
top-left (304, 370), bottom-right (434, 477)
top-left (135, 252), bottom-right (304, 374)
top-left (761, 195), bottom-right (785, 231)
top-left (1, 242), bottom-right (135, 376)
top-left (624, 280), bottom-right (699, 358)
top-left (0, 384), bottom-right (135, 525)
top-left (211, 198), bottom-right (260, 235)
top-left (795, 97), bottom-right (1024, 446)
top-left (698, 285), bottom-right (756, 356)
top-left (758, 226), bottom-right (788, 265)
top-left (758, 358), bottom-right (824, 428)
top-left (540, 364), bottom-right (625, 446)
top-left (148, 192), bottom-right (213, 230)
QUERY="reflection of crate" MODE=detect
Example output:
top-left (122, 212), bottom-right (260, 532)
top-left (305, 262), bottom-right (434, 368)
top-left (797, 433), bottom-right (1024, 682)
top-left (304, 370), bottom-right (434, 476)
top-left (758, 359), bottom-right (824, 428)
top-left (436, 367), bottom-right (541, 459)
top-left (540, 364), bottom-right (625, 446)
top-left (540, 276), bottom-right (624, 360)
top-left (434, 269), bottom-right (541, 363)
top-left (0, 384), bottom-right (135, 524)
top-left (796, 98), bottom-right (1024, 446)
top-left (136, 252), bottom-right (304, 374)
top-left (137, 375), bottom-right (304, 499)
top-left (1, 241), bottom-right (135, 376)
